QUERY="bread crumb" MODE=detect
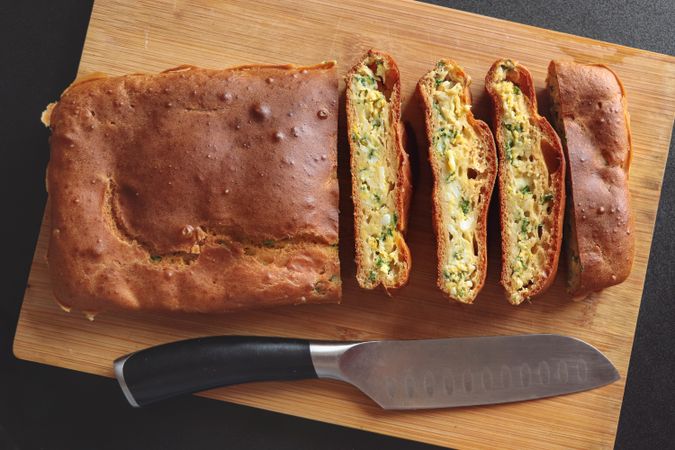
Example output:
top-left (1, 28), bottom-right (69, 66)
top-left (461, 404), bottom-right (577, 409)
top-left (41, 103), bottom-right (57, 127)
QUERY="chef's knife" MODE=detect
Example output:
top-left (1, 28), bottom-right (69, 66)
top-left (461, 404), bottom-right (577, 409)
top-left (113, 334), bottom-right (618, 408)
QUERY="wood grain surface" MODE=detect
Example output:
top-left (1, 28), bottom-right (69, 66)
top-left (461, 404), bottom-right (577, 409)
top-left (14, 0), bottom-right (675, 448)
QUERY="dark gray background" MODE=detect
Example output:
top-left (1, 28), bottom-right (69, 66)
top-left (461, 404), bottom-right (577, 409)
top-left (1, 1), bottom-right (672, 448)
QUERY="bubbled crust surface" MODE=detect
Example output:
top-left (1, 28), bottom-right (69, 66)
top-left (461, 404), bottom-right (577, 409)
top-left (547, 61), bottom-right (635, 296)
top-left (47, 63), bottom-right (341, 313)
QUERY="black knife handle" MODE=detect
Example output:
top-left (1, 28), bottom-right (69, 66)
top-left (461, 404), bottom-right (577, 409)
top-left (114, 336), bottom-right (317, 407)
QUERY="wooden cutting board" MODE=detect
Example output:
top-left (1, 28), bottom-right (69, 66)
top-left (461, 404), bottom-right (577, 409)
top-left (14, 0), bottom-right (675, 448)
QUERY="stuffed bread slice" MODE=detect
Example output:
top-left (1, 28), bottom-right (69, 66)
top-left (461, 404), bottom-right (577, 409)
top-left (485, 59), bottom-right (565, 305)
top-left (547, 61), bottom-right (635, 297)
top-left (346, 49), bottom-right (412, 290)
top-left (417, 60), bottom-right (497, 303)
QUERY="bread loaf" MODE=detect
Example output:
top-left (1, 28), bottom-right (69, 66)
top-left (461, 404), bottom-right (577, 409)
top-left (43, 62), bottom-right (341, 315)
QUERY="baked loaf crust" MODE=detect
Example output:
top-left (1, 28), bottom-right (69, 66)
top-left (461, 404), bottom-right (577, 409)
top-left (485, 59), bottom-right (565, 305)
top-left (417, 60), bottom-right (497, 303)
top-left (44, 62), bottom-right (341, 315)
top-left (547, 61), bottom-right (635, 297)
top-left (346, 50), bottom-right (412, 290)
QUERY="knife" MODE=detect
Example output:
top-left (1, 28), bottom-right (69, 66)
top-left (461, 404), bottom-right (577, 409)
top-left (113, 334), bottom-right (619, 408)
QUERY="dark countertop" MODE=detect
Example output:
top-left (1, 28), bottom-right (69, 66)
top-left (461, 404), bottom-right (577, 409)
top-left (1, 1), bottom-right (672, 448)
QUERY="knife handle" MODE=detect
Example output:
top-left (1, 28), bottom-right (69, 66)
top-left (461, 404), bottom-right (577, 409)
top-left (114, 336), bottom-right (317, 407)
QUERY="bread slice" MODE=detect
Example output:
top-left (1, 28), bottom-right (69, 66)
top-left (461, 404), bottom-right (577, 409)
top-left (346, 50), bottom-right (412, 290)
top-left (485, 59), bottom-right (565, 305)
top-left (417, 60), bottom-right (497, 303)
top-left (547, 61), bottom-right (635, 297)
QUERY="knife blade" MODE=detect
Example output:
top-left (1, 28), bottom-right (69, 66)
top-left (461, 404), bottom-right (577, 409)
top-left (113, 334), bottom-right (618, 409)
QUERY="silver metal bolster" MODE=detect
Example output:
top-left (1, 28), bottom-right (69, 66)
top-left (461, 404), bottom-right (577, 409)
top-left (309, 342), bottom-right (361, 381)
top-left (113, 354), bottom-right (140, 408)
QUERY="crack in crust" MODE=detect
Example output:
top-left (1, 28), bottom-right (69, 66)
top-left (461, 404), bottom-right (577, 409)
top-left (103, 178), bottom-right (336, 268)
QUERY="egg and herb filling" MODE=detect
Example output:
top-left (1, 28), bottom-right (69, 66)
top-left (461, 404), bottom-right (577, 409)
top-left (349, 59), bottom-right (406, 288)
top-left (427, 62), bottom-right (488, 301)
top-left (492, 62), bottom-right (555, 303)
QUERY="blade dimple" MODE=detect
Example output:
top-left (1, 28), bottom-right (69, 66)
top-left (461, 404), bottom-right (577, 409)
top-left (521, 363), bottom-right (531, 388)
top-left (560, 359), bottom-right (569, 383)
top-left (540, 361), bottom-right (551, 385)
top-left (443, 369), bottom-right (454, 396)
top-left (404, 373), bottom-right (415, 399)
top-left (423, 371), bottom-right (435, 397)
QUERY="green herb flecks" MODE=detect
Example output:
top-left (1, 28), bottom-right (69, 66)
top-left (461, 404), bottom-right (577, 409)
top-left (504, 122), bottom-right (523, 133)
top-left (511, 256), bottom-right (527, 276)
top-left (504, 139), bottom-right (513, 164)
top-left (439, 127), bottom-right (458, 140)
top-left (520, 218), bottom-right (530, 234)
top-left (443, 268), bottom-right (467, 284)
top-left (460, 197), bottom-right (471, 215)
top-left (358, 75), bottom-right (376, 87)
top-left (381, 227), bottom-right (394, 241)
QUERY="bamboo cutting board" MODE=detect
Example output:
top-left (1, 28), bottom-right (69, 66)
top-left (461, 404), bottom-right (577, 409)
top-left (14, 0), bottom-right (675, 448)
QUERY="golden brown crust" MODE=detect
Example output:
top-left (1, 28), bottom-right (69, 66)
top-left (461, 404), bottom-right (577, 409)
top-left (46, 62), bottom-right (341, 314)
top-left (416, 59), bottom-right (497, 303)
top-left (547, 60), bottom-right (635, 297)
top-left (345, 49), bottom-right (412, 290)
top-left (485, 59), bottom-right (566, 304)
